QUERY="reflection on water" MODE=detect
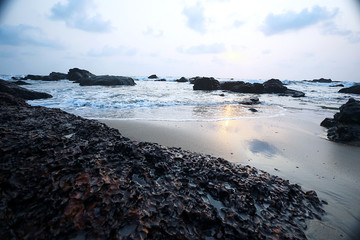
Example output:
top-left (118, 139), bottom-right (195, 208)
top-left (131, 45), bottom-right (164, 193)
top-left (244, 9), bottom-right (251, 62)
top-left (248, 139), bottom-right (279, 158)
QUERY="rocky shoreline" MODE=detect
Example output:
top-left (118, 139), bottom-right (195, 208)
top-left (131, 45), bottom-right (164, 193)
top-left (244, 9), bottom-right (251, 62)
top-left (0, 91), bottom-right (326, 239)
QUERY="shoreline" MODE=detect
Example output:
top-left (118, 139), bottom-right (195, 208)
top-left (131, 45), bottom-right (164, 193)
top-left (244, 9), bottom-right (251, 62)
top-left (99, 108), bottom-right (360, 240)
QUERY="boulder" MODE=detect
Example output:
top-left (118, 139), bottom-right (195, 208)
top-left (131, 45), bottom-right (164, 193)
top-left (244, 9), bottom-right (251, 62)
top-left (321, 98), bottom-right (360, 144)
top-left (176, 77), bottom-right (188, 82)
top-left (0, 79), bottom-right (52, 100)
top-left (193, 77), bottom-right (220, 90)
top-left (263, 79), bottom-right (287, 93)
top-left (148, 74), bottom-right (158, 79)
top-left (68, 68), bottom-right (95, 82)
top-left (49, 72), bottom-right (67, 81)
top-left (338, 85), bottom-right (360, 95)
top-left (220, 81), bottom-right (245, 91)
top-left (78, 75), bottom-right (136, 86)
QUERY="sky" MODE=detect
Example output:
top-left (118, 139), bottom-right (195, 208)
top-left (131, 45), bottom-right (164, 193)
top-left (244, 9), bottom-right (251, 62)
top-left (0, 0), bottom-right (360, 81)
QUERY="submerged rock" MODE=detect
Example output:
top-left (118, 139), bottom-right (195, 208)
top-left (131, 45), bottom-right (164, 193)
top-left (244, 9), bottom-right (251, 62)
top-left (321, 98), bottom-right (360, 144)
top-left (0, 79), bottom-right (52, 100)
top-left (339, 85), bottom-right (360, 95)
top-left (78, 75), bottom-right (136, 86)
top-left (0, 92), bottom-right (325, 239)
top-left (240, 96), bottom-right (260, 105)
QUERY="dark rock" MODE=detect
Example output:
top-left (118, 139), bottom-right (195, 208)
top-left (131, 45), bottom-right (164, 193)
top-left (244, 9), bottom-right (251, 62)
top-left (321, 98), bottom-right (360, 144)
top-left (330, 84), bottom-right (344, 88)
top-left (220, 81), bottom-right (245, 91)
top-left (339, 85), bottom-right (360, 95)
top-left (240, 96), bottom-right (260, 105)
top-left (154, 79), bottom-right (166, 82)
top-left (176, 77), bottom-right (188, 82)
top-left (0, 79), bottom-right (52, 100)
top-left (68, 68), bottom-right (95, 82)
top-left (193, 77), bottom-right (220, 90)
top-left (49, 72), bottom-right (67, 81)
top-left (320, 118), bottom-right (336, 128)
top-left (306, 78), bottom-right (332, 83)
top-left (0, 95), bottom-right (325, 239)
top-left (220, 79), bottom-right (305, 97)
top-left (219, 94), bottom-right (225, 97)
top-left (14, 80), bottom-right (31, 85)
top-left (0, 92), bottom-right (29, 106)
top-left (78, 75), bottom-right (136, 86)
top-left (148, 74), bottom-right (158, 79)
top-left (263, 79), bottom-right (287, 93)
top-left (248, 108), bottom-right (258, 112)
top-left (22, 74), bottom-right (50, 81)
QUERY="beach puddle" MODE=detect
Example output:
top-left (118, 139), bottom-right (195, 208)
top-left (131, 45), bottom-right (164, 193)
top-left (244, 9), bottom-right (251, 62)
top-left (247, 139), bottom-right (279, 158)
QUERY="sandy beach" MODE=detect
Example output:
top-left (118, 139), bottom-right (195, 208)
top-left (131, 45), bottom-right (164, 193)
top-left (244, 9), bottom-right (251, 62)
top-left (99, 108), bottom-right (360, 240)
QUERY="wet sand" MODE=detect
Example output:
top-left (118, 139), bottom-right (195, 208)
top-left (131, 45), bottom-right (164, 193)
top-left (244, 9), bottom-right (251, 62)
top-left (99, 108), bottom-right (360, 240)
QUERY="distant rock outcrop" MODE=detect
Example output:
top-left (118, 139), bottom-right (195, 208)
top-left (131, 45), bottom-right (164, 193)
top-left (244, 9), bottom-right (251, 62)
top-left (49, 72), bottom-right (67, 81)
top-left (338, 85), bottom-right (360, 95)
top-left (176, 77), bottom-right (188, 82)
top-left (68, 68), bottom-right (95, 82)
top-left (192, 77), bottom-right (221, 90)
top-left (22, 74), bottom-right (50, 81)
top-left (305, 78), bottom-right (333, 83)
top-left (321, 98), bottom-right (360, 144)
top-left (0, 79), bottom-right (52, 100)
top-left (78, 75), bottom-right (136, 86)
top-left (220, 79), bottom-right (305, 97)
top-left (148, 74), bottom-right (158, 79)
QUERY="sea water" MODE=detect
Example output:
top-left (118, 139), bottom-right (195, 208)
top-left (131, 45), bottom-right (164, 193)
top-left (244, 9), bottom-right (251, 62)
top-left (2, 75), bottom-right (359, 121)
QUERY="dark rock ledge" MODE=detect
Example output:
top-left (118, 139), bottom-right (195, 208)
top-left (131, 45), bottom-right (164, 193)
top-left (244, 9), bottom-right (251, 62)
top-left (0, 93), bottom-right (325, 239)
top-left (321, 98), bottom-right (360, 145)
top-left (192, 78), bottom-right (305, 97)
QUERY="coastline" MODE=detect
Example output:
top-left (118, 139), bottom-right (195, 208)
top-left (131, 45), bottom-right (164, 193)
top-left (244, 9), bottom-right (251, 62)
top-left (99, 108), bottom-right (360, 240)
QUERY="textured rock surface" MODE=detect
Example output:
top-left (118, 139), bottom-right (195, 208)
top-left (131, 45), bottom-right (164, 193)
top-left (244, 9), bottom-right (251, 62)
top-left (321, 98), bottom-right (360, 144)
top-left (0, 93), bottom-right (325, 239)
top-left (0, 79), bottom-right (52, 100)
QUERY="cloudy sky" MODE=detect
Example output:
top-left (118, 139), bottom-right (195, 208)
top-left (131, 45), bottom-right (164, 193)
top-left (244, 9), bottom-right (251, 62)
top-left (1, 0), bottom-right (360, 81)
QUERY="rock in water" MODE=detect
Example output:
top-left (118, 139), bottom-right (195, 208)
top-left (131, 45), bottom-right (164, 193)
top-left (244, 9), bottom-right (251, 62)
top-left (78, 75), bottom-right (136, 86)
top-left (148, 74), bottom-right (158, 79)
top-left (321, 98), bottom-right (360, 144)
top-left (68, 68), bottom-right (95, 81)
top-left (193, 77), bottom-right (221, 90)
top-left (339, 85), bottom-right (360, 95)
top-left (0, 79), bottom-right (52, 100)
top-left (220, 79), bottom-right (305, 97)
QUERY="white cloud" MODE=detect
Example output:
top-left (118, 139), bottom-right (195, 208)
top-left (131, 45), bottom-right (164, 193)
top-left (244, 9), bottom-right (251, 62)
top-left (321, 21), bottom-right (360, 43)
top-left (0, 24), bottom-right (61, 48)
top-left (261, 6), bottom-right (338, 35)
top-left (50, 0), bottom-right (112, 32)
top-left (88, 45), bottom-right (137, 57)
top-left (179, 43), bottom-right (226, 54)
top-left (143, 26), bottom-right (164, 38)
top-left (182, 3), bottom-right (207, 34)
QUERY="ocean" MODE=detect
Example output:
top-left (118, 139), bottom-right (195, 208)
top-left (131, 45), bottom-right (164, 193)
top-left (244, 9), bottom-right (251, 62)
top-left (1, 74), bottom-right (359, 121)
